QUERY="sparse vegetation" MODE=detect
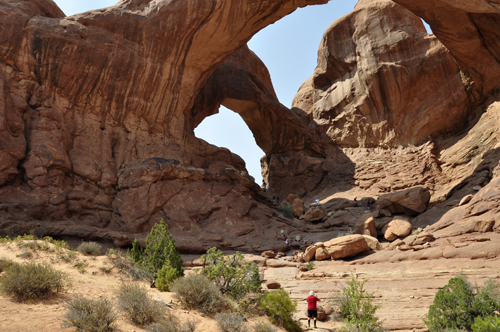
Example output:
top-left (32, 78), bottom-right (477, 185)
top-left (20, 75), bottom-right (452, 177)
top-left (62, 295), bottom-right (117, 332)
top-left (424, 275), bottom-right (500, 332)
top-left (0, 262), bottom-right (68, 301)
top-left (200, 247), bottom-right (260, 299)
top-left (77, 242), bottom-right (102, 256)
top-left (258, 288), bottom-right (302, 332)
top-left (282, 203), bottom-right (294, 219)
top-left (146, 313), bottom-right (198, 332)
top-left (171, 273), bottom-right (226, 315)
top-left (0, 257), bottom-right (17, 272)
top-left (215, 312), bottom-right (250, 332)
top-left (337, 228), bottom-right (354, 237)
top-left (332, 275), bottom-right (384, 332)
top-left (17, 251), bottom-right (33, 259)
top-left (115, 282), bottom-right (166, 326)
top-left (253, 320), bottom-right (278, 332)
top-left (128, 219), bottom-right (184, 287)
top-left (306, 261), bottom-right (315, 271)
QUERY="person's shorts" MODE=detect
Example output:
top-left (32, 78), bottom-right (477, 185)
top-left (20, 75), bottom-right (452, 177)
top-left (307, 310), bottom-right (318, 318)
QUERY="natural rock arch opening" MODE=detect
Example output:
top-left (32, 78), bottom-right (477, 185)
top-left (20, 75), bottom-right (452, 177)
top-left (194, 106), bottom-right (265, 185)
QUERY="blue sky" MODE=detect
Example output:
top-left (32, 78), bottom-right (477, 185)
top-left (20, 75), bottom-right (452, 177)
top-left (52, 0), bottom-right (360, 184)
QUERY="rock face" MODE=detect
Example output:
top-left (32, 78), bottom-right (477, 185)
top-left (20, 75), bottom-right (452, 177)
top-left (292, 0), bottom-right (469, 148)
top-left (353, 215), bottom-right (377, 237)
top-left (0, 0), bottom-right (327, 248)
top-left (379, 187), bottom-right (431, 216)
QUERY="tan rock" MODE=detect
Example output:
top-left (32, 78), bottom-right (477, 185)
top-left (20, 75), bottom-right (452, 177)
top-left (362, 235), bottom-right (381, 251)
top-left (382, 218), bottom-right (413, 241)
top-left (302, 205), bottom-right (327, 222)
top-left (354, 215), bottom-right (377, 237)
top-left (323, 235), bottom-right (370, 260)
top-left (459, 194), bottom-right (474, 206)
top-left (266, 280), bottom-right (281, 289)
top-left (304, 243), bottom-right (324, 262)
top-left (315, 247), bottom-right (330, 261)
top-left (261, 250), bottom-right (276, 258)
top-left (287, 194), bottom-right (299, 204)
top-left (413, 231), bottom-right (435, 245)
top-left (323, 305), bottom-right (333, 315)
top-left (292, 198), bottom-right (305, 218)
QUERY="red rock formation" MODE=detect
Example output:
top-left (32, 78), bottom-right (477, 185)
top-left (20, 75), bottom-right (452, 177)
top-left (293, 0), bottom-right (469, 148)
top-left (0, 0), bottom-right (328, 249)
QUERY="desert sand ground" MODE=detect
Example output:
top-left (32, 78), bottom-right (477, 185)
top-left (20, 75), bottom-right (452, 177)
top-left (1, 238), bottom-right (499, 332)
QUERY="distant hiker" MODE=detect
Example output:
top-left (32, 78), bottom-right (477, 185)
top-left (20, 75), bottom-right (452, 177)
top-left (276, 196), bottom-right (280, 204)
top-left (285, 238), bottom-right (289, 246)
top-left (315, 198), bottom-right (320, 205)
top-left (354, 197), bottom-right (357, 202)
top-left (307, 291), bottom-right (321, 328)
top-left (281, 229), bottom-right (284, 238)
top-left (272, 195), bottom-right (276, 203)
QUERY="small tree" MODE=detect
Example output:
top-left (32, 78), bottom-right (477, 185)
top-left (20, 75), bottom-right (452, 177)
top-left (424, 275), bottom-right (499, 332)
top-left (258, 289), bottom-right (302, 332)
top-left (128, 219), bottom-right (184, 285)
top-left (156, 263), bottom-right (180, 292)
top-left (472, 315), bottom-right (500, 332)
top-left (200, 247), bottom-right (260, 299)
top-left (332, 275), bottom-right (383, 332)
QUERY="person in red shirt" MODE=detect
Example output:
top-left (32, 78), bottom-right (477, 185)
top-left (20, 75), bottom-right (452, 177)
top-left (306, 290), bottom-right (320, 328)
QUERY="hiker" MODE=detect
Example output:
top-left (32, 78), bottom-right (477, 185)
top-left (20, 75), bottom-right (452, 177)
top-left (281, 229), bottom-right (285, 238)
top-left (276, 196), bottom-right (280, 204)
top-left (285, 238), bottom-right (289, 246)
top-left (315, 198), bottom-right (320, 205)
top-left (307, 290), bottom-right (321, 328)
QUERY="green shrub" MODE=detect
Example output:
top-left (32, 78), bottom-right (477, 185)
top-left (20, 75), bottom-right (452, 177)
top-left (215, 312), bottom-right (250, 332)
top-left (332, 275), bottom-right (383, 332)
top-left (17, 251), bottom-right (33, 259)
top-left (424, 275), bottom-right (499, 332)
top-left (146, 313), bottom-right (198, 332)
top-left (115, 282), bottom-right (166, 326)
top-left (337, 228), bottom-right (354, 237)
top-left (282, 203), bottom-right (294, 219)
top-left (128, 219), bottom-right (184, 282)
top-left (77, 242), bottom-right (102, 256)
top-left (0, 262), bottom-right (68, 301)
top-left (171, 273), bottom-right (225, 315)
top-left (258, 288), bottom-right (302, 332)
top-left (306, 261), bottom-right (314, 271)
top-left (62, 295), bottom-right (117, 332)
top-left (472, 315), bottom-right (500, 332)
top-left (0, 257), bottom-right (17, 272)
top-left (156, 263), bottom-right (181, 292)
top-left (253, 320), bottom-right (278, 332)
top-left (200, 247), bottom-right (260, 299)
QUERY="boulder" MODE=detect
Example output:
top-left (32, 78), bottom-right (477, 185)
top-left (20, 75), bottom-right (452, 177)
top-left (266, 280), bottom-right (281, 289)
top-left (323, 305), bottom-right (333, 315)
top-left (413, 231), bottom-right (435, 246)
top-left (304, 306), bottom-right (326, 321)
top-left (362, 235), bottom-right (381, 251)
top-left (459, 194), bottom-right (474, 206)
top-left (261, 250), bottom-right (276, 258)
top-left (292, 198), bottom-right (305, 218)
top-left (287, 194), bottom-right (300, 204)
top-left (379, 187), bottom-right (431, 216)
top-left (323, 234), bottom-right (370, 260)
top-left (353, 215), bottom-right (377, 237)
top-left (382, 218), bottom-right (413, 241)
top-left (304, 243), bottom-right (324, 262)
top-left (315, 247), bottom-right (330, 261)
top-left (302, 205), bottom-right (327, 222)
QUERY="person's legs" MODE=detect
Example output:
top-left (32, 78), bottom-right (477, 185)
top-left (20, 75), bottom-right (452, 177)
top-left (313, 310), bottom-right (317, 327)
